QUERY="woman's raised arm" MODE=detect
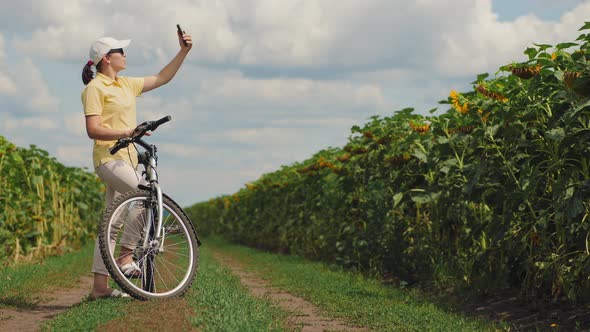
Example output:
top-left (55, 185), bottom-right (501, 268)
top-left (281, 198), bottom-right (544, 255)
top-left (142, 30), bottom-right (192, 93)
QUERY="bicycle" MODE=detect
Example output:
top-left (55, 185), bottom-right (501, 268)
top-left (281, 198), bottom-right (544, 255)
top-left (98, 115), bottom-right (201, 300)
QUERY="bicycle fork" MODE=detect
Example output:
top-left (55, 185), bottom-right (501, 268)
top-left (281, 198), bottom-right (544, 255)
top-left (141, 184), bottom-right (164, 250)
top-left (140, 182), bottom-right (163, 293)
top-left (142, 155), bottom-right (165, 253)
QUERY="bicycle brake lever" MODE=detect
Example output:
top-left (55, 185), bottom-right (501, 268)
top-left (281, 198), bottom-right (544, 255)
top-left (132, 125), bottom-right (149, 138)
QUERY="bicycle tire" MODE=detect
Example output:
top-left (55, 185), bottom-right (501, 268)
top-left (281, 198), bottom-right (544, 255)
top-left (99, 189), bottom-right (199, 300)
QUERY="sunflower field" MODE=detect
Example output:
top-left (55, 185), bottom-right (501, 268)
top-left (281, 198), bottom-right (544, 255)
top-left (186, 23), bottom-right (590, 301)
top-left (0, 135), bottom-right (104, 265)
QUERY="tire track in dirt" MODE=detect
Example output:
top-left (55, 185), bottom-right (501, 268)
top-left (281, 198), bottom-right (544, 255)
top-left (0, 275), bottom-right (93, 332)
top-left (210, 250), bottom-right (369, 332)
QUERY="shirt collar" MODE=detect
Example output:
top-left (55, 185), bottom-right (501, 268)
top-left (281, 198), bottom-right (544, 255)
top-left (96, 72), bottom-right (120, 86)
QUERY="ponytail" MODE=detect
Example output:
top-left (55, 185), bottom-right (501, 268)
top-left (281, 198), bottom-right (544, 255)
top-left (82, 60), bottom-right (94, 85)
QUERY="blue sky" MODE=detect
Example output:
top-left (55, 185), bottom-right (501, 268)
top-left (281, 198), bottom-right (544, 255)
top-left (1, 0), bottom-right (589, 206)
top-left (493, 0), bottom-right (582, 20)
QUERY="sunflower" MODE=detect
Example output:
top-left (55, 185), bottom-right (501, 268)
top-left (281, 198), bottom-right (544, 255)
top-left (409, 121), bottom-right (431, 134)
top-left (564, 71), bottom-right (581, 88)
top-left (477, 84), bottom-right (508, 102)
top-left (510, 64), bottom-right (541, 79)
top-left (337, 154), bottom-right (351, 162)
top-left (450, 90), bottom-right (470, 114)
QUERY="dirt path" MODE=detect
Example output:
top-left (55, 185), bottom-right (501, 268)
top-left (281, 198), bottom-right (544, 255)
top-left (0, 275), bottom-right (93, 332)
top-left (98, 297), bottom-right (199, 332)
top-left (210, 250), bottom-right (369, 332)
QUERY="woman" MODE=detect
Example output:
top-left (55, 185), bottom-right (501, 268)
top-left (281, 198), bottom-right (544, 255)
top-left (81, 29), bottom-right (192, 298)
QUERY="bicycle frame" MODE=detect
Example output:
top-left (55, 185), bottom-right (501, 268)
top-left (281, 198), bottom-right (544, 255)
top-left (135, 138), bottom-right (165, 246)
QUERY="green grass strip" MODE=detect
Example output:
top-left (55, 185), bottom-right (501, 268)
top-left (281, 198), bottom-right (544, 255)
top-left (41, 297), bottom-right (130, 332)
top-left (0, 243), bottom-right (94, 308)
top-left (206, 237), bottom-right (507, 332)
top-left (186, 243), bottom-right (288, 331)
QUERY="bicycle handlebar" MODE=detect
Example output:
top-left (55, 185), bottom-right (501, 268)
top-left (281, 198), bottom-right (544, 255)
top-left (153, 115), bottom-right (172, 129)
top-left (109, 138), bottom-right (131, 155)
top-left (109, 115), bottom-right (172, 155)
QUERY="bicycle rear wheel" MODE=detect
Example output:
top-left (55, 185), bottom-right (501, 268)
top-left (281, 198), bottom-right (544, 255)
top-left (99, 190), bottom-right (199, 300)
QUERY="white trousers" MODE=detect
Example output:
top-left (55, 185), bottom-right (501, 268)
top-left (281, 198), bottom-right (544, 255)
top-left (92, 160), bottom-right (145, 275)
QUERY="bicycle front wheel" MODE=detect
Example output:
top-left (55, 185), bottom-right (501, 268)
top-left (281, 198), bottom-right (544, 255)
top-left (99, 190), bottom-right (199, 300)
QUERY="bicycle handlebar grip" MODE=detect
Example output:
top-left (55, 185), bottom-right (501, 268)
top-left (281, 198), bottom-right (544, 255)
top-left (109, 144), bottom-right (124, 155)
top-left (109, 139), bottom-right (129, 155)
top-left (154, 115), bottom-right (172, 128)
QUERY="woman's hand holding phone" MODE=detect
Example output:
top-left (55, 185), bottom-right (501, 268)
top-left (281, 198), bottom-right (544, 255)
top-left (176, 24), bottom-right (192, 51)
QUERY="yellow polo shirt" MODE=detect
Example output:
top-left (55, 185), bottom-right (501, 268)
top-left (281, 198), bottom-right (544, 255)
top-left (81, 73), bottom-right (144, 169)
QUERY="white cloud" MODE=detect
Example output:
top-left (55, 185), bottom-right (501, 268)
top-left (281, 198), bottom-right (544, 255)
top-left (136, 94), bottom-right (208, 127)
top-left (433, 1), bottom-right (590, 76)
top-left (64, 114), bottom-right (87, 137)
top-left (203, 127), bottom-right (302, 146)
top-left (57, 144), bottom-right (92, 167)
top-left (12, 0), bottom-right (106, 61)
top-left (156, 167), bottom-right (249, 205)
top-left (0, 33), bottom-right (5, 63)
top-left (12, 58), bottom-right (60, 113)
top-left (0, 75), bottom-right (17, 95)
top-left (190, 69), bottom-right (388, 113)
top-left (3, 0), bottom-right (590, 206)
top-left (9, 0), bottom-right (590, 79)
top-left (15, 25), bottom-right (79, 60)
top-left (20, 116), bottom-right (58, 130)
top-left (1, 116), bottom-right (19, 133)
top-left (0, 33), bottom-right (61, 111)
top-left (1, 114), bottom-right (59, 148)
top-left (268, 116), bottom-right (358, 128)
top-left (0, 33), bottom-right (17, 96)
top-left (158, 143), bottom-right (209, 159)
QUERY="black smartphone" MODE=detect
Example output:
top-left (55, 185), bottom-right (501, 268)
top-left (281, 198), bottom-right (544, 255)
top-left (177, 24), bottom-right (188, 47)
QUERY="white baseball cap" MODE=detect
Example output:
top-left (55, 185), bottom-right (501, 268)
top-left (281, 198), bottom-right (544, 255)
top-left (88, 37), bottom-right (131, 66)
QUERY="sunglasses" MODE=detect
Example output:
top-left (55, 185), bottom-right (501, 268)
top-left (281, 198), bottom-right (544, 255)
top-left (107, 48), bottom-right (125, 56)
